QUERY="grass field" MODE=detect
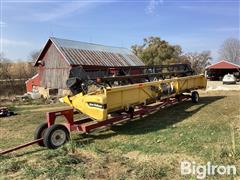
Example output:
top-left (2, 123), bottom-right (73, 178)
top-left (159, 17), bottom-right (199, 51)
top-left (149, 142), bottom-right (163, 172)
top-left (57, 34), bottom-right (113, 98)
top-left (0, 91), bottom-right (239, 179)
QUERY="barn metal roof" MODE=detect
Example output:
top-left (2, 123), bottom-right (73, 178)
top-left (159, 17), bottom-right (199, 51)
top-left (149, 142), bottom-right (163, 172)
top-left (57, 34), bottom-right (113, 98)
top-left (35, 37), bottom-right (144, 67)
top-left (205, 60), bottom-right (240, 70)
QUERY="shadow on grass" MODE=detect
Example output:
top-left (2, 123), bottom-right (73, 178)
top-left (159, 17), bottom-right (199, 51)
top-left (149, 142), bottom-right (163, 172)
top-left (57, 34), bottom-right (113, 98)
top-left (15, 148), bottom-right (45, 157)
top-left (4, 96), bottom-right (224, 156)
top-left (82, 95), bottom-right (225, 141)
top-left (0, 148), bottom-right (45, 160)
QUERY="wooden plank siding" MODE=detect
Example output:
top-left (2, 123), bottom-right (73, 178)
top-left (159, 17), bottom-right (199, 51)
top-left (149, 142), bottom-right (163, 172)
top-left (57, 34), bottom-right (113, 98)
top-left (40, 42), bottom-right (71, 89)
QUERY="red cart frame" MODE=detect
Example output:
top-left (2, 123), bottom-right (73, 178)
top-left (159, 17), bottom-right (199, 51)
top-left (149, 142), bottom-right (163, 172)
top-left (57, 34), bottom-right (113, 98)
top-left (0, 93), bottom-right (194, 155)
top-left (46, 94), bottom-right (191, 133)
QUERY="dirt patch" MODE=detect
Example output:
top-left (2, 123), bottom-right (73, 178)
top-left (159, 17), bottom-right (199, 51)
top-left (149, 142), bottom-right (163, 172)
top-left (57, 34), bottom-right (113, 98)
top-left (26, 106), bottom-right (70, 112)
top-left (124, 151), bottom-right (203, 164)
top-left (207, 81), bottom-right (240, 91)
top-left (76, 149), bottom-right (100, 161)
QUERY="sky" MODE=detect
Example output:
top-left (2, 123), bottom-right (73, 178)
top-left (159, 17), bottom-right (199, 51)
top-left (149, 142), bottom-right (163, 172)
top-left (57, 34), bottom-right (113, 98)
top-left (0, 0), bottom-right (239, 62)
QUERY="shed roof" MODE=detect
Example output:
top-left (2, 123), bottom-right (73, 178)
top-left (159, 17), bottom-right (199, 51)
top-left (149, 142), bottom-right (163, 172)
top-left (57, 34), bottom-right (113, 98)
top-left (205, 60), bottom-right (240, 70)
top-left (35, 37), bottom-right (145, 67)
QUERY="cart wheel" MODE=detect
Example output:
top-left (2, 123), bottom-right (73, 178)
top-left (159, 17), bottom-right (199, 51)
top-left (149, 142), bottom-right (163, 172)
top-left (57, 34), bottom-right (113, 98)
top-left (43, 124), bottom-right (69, 149)
top-left (34, 122), bottom-right (48, 147)
top-left (127, 107), bottom-right (134, 119)
top-left (191, 91), bottom-right (199, 103)
top-left (175, 94), bottom-right (181, 102)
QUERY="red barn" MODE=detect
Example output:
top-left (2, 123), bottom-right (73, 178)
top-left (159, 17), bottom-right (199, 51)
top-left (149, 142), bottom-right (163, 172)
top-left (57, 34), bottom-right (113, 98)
top-left (26, 37), bottom-right (144, 97)
top-left (25, 74), bottom-right (40, 93)
top-left (205, 60), bottom-right (240, 80)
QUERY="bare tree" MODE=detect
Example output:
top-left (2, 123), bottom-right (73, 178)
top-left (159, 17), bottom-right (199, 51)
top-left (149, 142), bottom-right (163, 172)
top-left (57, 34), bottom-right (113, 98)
top-left (181, 51), bottom-right (212, 74)
top-left (0, 53), bottom-right (11, 80)
top-left (219, 38), bottom-right (240, 63)
top-left (29, 50), bottom-right (41, 62)
top-left (0, 53), bottom-right (39, 96)
top-left (0, 52), bottom-right (4, 61)
top-left (27, 50), bottom-right (39, 77)
top-left (0, 53), bottom-right (3, 78)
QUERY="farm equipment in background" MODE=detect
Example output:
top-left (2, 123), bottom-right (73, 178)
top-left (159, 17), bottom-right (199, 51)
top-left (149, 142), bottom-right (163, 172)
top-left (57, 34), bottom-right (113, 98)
top-left (0, 63), bottom-right (207, 154)
top-left (0, 107), bottom-right (16, 117)
top-left (66, 63), bottom-right (194, 94)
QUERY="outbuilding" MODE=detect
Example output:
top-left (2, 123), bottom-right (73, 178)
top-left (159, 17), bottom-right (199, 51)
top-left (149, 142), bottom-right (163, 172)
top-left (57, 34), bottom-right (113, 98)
top-left (25, 74), bottom-right (40, 93)
top-left (205, 60), bottom-right (240, 81)
top-left (26, 37), bottom-right (144, 97)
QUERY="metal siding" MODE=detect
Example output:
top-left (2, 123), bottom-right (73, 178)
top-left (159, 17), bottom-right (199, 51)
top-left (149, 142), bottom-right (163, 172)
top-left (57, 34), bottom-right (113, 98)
top-left (50, 37), bottom-right (145, 67)
top-left (74, 49), bottom-right (85, 64)
top-left (91, 50), bottom-right (101, 65)
top-left (99, 52), bottom-right (110, 66)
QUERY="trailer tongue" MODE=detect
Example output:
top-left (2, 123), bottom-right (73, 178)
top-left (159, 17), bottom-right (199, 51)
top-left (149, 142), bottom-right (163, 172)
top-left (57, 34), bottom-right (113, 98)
top-left (0, 64), bottom-right (207, 154)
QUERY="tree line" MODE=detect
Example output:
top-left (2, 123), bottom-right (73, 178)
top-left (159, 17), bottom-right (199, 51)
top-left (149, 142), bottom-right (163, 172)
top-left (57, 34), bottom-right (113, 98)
top-left (0, 37), bottom-right (239, 80)
top-left (0, 52), bottom-right (39, 80)
top-left (0, 52), bottom-right (39, 96)
top-left (131, 37), bottom-right (240, 74)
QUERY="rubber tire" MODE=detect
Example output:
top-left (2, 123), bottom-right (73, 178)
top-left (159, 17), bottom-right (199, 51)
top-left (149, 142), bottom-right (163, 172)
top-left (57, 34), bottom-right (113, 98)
top-left (127, 107), bottom-right (134, 119)
top-left (43, 124), bottom-right (70, 149)
top-left (34, 122), bottom-right (48, 147)
top-left (191, 91), bottom-right (199, 103)
top-left (175, 94), bottom-right (181, 102)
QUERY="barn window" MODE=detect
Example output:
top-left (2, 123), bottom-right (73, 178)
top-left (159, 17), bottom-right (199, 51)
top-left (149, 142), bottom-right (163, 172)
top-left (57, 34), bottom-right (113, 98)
top-left (49, 89), bottom-right (58, 96)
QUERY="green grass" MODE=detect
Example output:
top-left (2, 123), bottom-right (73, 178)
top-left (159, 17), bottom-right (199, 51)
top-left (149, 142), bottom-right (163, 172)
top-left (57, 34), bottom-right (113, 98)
top-left (0, 91), bottom-right (239, 179)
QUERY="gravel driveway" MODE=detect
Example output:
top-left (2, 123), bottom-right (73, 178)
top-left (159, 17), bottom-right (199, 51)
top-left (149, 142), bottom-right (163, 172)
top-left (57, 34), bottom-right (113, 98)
top-left (207, 80), bottom-right (240, 91)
